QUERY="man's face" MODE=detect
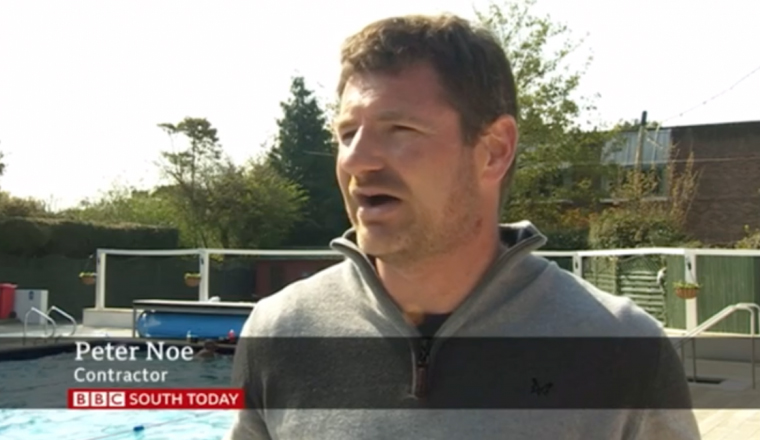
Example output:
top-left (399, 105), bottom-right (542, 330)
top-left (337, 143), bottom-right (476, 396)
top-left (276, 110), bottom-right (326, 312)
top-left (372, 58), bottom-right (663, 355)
top-left (334, 63), bottom-right (485, 264)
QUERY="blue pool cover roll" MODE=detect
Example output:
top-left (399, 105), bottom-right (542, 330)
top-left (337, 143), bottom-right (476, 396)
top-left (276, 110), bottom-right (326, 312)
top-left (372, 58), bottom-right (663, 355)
top-left (136, 311), bottom-right (248, 339)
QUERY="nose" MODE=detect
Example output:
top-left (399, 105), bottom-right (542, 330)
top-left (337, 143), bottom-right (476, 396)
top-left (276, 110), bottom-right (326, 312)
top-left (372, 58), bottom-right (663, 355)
top-left (337, 127), bottom-right (385, 176)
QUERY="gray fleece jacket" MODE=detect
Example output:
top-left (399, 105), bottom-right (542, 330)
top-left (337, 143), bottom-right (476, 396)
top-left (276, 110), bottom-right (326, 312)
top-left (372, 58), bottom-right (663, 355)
top-left (223, 222), bottom-right (701, 440)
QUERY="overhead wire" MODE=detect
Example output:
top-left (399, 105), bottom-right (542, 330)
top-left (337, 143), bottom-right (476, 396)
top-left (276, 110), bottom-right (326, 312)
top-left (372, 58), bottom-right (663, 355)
top-left (661, 62), bottom-right (760, 123)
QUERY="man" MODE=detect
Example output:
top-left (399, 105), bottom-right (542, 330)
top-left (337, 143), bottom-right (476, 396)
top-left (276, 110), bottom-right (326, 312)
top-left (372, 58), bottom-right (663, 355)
top-left (194, 340), bottom-right (219, 360)
top-left (224, 14), bottom-right (700, 439)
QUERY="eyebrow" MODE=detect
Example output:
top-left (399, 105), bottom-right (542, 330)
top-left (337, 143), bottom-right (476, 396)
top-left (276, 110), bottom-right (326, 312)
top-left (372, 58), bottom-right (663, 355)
top-left (334, 110), bottom-right (430, 132)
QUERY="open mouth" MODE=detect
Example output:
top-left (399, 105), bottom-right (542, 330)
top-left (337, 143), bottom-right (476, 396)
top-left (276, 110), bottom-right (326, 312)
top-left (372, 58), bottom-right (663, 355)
top-left (357, 194), bottom-right (400, 208)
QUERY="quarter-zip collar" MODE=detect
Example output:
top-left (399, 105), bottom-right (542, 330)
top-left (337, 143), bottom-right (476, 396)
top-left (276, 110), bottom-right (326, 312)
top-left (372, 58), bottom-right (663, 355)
top-left (330, 221), bottom-right (548, 400)
top-left (329, 220), bottom-right (548, 339)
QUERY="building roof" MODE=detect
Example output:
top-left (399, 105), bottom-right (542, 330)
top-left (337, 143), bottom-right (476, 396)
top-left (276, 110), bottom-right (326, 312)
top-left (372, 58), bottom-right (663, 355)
top-left (602, 128), bottom-right (672, 166)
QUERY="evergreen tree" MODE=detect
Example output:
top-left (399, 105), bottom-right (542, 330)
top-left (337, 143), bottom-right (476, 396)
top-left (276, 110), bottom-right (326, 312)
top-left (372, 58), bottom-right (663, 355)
top-left (268, 76), bottom-right (349, 247)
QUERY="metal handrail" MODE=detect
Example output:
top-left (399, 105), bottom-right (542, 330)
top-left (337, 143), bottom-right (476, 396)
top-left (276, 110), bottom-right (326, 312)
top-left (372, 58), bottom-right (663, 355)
top-left (672, 303), bottom-right (759, 349)
top-left (47, 306), bottom-right (78, 337)
top-left (671, 302), bottom-right (758, 389)
top-left (23, 307), bottom-right (57, 345)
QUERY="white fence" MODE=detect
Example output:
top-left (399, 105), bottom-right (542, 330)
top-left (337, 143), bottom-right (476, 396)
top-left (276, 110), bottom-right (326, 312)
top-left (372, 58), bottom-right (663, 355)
top-left (94, 247), bottom-right (760, 331)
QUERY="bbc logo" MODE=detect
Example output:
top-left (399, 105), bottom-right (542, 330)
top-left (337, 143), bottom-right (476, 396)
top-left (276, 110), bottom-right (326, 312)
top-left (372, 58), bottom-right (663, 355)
top-left (72, 391), bottom-right (126, 408)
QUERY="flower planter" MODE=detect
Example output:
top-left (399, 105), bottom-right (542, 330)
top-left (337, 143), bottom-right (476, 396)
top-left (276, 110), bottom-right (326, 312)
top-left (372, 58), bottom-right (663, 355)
top-left (184, 276), bottom-right (201, 287)
top-left (79, 274), bottom-right (96, 286)
top-left (675, 287), bottom-right (699, 300)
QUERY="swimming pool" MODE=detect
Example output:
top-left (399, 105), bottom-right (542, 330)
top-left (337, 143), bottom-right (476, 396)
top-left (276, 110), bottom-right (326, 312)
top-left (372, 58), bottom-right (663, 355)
top-left (0, 350), bottom-right (237, 439)
top-left (0, 410), bottom-right (235, 440)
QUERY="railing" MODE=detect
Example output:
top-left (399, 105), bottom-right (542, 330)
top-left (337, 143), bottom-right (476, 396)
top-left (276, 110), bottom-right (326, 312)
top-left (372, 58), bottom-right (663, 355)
top-left (46, 306), bottom-right (78, 337)
top-left (23, 307), bottom-right (57, 345)
top-left (22, 305), bottom-right (78, 345)
top-left (671, 302), bottom-right (759, 389)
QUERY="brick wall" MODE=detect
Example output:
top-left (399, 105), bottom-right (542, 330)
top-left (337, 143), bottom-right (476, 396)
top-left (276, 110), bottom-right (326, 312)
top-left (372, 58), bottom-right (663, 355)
top-left (670, 121), bottom-right (760, 245)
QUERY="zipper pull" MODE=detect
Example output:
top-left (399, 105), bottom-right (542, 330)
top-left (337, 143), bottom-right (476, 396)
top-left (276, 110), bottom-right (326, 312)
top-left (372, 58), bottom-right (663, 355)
top-left (414, 337), bottom-right (432, 398)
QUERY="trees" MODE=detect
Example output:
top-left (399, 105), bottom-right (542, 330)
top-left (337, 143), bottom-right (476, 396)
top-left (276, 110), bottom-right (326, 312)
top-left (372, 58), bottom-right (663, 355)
top-left (475, 0), bottom-right (617, 245)
top-left (157, 117), bottom-right (224, 247)
top-left (59, 117), bottom-right (307, 249)
top-left (208, 159), bottom-right (307, 249)
top-left (0, 192), bottom-right (51, 218)
top-left (267, 76), bottom-right (348, 247)
top-left (588, 148), bottom-right (701, 249)
top-left (476, 0), bottom-right (704, 249)
top-left (154, 116), bottom-right (307, 249)
top-left (61, 184), bottom-right (178, 227)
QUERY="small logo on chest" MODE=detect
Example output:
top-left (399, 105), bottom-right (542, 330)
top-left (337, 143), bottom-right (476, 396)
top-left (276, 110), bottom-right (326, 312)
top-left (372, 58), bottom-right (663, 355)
top-left (531, 378), bottom-right (553, 396)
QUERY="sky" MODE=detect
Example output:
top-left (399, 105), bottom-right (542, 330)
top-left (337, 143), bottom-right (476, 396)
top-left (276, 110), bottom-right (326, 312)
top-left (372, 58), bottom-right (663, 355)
top-left (1, 0), bottom-right (759, 210)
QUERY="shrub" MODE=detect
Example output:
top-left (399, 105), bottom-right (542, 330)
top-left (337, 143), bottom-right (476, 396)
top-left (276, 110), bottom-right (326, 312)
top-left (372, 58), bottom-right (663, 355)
top-left (735, 226), bottom-right (760, 249)
top-left (588, 208), bottom-right (690, 249)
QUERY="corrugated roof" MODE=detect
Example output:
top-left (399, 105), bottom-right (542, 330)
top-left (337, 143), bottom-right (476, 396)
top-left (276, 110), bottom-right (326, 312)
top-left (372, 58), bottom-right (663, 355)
top-left (602, 129), bottom-right (672, 166)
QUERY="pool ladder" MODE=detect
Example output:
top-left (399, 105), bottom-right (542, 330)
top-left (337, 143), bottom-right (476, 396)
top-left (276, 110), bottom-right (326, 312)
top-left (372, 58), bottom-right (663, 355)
top-left (671, 302), bottom-right (760, 389)
top-left (22, 305), bottom-right (78, 345)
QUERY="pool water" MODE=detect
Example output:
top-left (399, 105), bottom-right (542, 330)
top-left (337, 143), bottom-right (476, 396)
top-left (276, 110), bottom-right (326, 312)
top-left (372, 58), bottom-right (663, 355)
top-left (1, 350), bottom-right (234, 408)
top-left (0, 410), bottom-right (235, 440)
top-left (0, 350), bottom-right (237, 439)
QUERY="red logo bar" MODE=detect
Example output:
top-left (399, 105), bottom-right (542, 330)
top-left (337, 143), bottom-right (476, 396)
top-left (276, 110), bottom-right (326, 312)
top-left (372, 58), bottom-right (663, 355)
top-left (67, 388), bottom-right (244, 410)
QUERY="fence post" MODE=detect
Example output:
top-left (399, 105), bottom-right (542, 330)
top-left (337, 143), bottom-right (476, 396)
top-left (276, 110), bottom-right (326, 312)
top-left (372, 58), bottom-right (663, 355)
top-left (572, 252), bottom-right (582, 278)
top-left (198, 249), bottom-right (210, 302)
top-left (95, 250), bottom-right (106, 310)
top-left (685, 250), bottom-right (699, 330)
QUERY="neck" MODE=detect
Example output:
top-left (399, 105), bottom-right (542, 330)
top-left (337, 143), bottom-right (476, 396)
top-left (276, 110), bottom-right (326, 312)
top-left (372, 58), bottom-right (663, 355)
top-left (375, 222), bottom-right (502, 317)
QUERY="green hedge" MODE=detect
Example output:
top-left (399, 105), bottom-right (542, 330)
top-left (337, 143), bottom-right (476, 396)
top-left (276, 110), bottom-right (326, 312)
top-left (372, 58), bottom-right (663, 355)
top-left (0, 217), bottom-right (180, 258)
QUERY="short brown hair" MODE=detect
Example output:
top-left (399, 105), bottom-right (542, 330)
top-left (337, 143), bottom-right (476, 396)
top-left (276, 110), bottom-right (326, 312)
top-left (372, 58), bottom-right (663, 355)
top-left (337, 14), bottom-right (519, 211)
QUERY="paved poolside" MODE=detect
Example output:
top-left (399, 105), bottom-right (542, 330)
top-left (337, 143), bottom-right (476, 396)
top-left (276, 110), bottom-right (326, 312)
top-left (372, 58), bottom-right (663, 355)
top-left (683, 357), bottom-right (760, 438)
top-left (2, 321), bottom-right (760, 438)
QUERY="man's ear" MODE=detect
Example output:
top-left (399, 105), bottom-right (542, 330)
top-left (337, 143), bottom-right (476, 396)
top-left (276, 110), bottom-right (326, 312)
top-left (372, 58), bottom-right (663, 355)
top-left (477, 115), bottom-right (518, 185)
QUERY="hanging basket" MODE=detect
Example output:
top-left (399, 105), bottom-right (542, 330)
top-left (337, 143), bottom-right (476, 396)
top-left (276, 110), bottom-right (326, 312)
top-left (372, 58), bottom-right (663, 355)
top-left (79, 273), bottom-right (96, 286)
top-left (675, 286), bottom-right (699, 300)
top-left (184, 273), bottom-right (201, 287)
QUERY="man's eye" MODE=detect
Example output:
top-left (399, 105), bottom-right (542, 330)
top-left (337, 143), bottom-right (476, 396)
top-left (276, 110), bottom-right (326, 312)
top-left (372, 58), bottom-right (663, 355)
top-left (340, 130), bottom-right (356, 143)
